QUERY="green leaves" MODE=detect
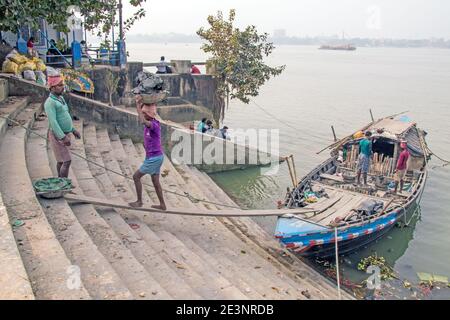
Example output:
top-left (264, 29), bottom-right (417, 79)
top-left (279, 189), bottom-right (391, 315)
top-left (197, 9), bottom-right (285, 119)
top-left (0, 0), bottom-right (146, 37)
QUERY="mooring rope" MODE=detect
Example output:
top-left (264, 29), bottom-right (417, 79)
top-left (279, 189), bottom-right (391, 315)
top-left (426, 146), bottom-right (450, 169)
top-left (0, 114), bottom-right (241, 209)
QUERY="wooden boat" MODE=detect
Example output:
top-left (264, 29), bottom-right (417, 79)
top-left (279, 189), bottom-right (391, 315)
top-left (275, 114), bottom-right (430, 258)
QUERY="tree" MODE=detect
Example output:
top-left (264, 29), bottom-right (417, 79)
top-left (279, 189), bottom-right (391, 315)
top-left (105, 69), bottom-right (120, 106)
top-left (0, 0), bottom-right (146, 37)
top-left (197, 9), bottom-right (285, 119)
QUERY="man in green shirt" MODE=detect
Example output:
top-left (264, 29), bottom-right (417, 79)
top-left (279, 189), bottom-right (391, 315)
top-left (356, 131), bottom-right (372, 185)
top-left (44, 75), bottom-right (81, 178)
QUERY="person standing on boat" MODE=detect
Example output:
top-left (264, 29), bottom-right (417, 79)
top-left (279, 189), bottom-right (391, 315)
top-left (356, 131), bottom-right (373, 185)
top-left (129, 95), bottom-right (167, 210)
top-left (394, 141), bottom-right (410, 194)
top-left (45, 75), bottom-right (81, 178)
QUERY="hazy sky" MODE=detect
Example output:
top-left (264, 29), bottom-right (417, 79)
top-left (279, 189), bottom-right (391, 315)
top-left (121, 0), bottom-right (450, 39)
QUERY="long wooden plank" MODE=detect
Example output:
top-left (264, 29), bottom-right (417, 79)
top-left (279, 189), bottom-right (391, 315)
top-left (64, 194), bottom-right (318, 217)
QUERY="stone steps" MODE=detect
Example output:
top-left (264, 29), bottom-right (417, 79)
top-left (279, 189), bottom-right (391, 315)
top-left (169, 163), bottom-right (312, 300)
top-left (86, 125), bottom-right (202, 299)
top-left (131, 145), bottom-right (310, 299)
top-left (68, 121), bottom-right (171, 299)
top-left (0, 96), bottom-right (34, 300)
top-left (194, 168), bottom-right (343, 298)
top-left (26, 118), bottom-right (133, 300)
top-left (0, 102), bottom-right (90, 299)
top-left (106, 132), bottom-right (247, 299)
top-left (0, 94), bottom-right (346, 300)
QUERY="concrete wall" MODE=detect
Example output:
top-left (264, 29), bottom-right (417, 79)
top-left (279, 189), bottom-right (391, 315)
top-left (2, 75), bottom-right (279, 173)
top-left (0, 79), bottom-right (9, 103)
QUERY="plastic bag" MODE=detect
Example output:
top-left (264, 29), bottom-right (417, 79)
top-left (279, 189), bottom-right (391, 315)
top-left (23, 70), bottom-right (36, 81)
top-left (7, 53), bottom-right (28, 65)
top-left (35, 61), bottom-right (47, 72)
top-left (2, 59), bottom-right (19, 74)
top-left (46, 66), bottom-right (60, 77)
top-left (35, 71), bottom-right (47, 86)
top-left (21, 61), bottom-right (36, 71)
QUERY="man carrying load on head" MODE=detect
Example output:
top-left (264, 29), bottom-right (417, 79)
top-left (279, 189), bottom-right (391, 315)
top-left (129, 94), bottom-right (167, 210)
top-left (44, 74), bottom-right (81, 178)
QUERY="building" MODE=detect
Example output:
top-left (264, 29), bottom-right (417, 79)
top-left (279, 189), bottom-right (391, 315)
top-left (0, 18), bottom-right (83, 56)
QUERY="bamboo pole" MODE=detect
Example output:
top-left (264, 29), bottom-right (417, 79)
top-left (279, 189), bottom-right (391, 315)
top-left (284, 156), bottom-right (297, 188)
top-left (290, 155), bottom-right (298, 185)
top-left (331, 126), bottom-right (337, 142)
top-left (316, 110), bottom-right (410, 155)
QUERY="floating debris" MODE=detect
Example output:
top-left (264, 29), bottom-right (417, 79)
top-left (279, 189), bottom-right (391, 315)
top-left (357, 254), bottom-right (397, 281)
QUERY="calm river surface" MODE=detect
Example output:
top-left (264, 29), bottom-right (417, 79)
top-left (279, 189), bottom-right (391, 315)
top-left (128, 43), bottom-right (450, 298)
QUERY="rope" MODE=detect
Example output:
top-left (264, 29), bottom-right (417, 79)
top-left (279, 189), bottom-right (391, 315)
top-left (0, 114), bottom-right (241, 209)
top-left (250, 100), bottom-right (326, 141)
top-left (334, 227), bottom-right (342, 300)
top-left (426, 146), bottom-right (450, 169)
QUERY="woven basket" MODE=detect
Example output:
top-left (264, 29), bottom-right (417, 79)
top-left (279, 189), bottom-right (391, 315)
top-left (141, 92), bottom-right (167, 104)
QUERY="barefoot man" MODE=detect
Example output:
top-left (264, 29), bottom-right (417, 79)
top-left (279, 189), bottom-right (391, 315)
top-left (394, 140), bottom-right (410, 194)
top-left (129, 95), bottom-right (166, 210)
top-left (45, 74), bottom-right (81, 178)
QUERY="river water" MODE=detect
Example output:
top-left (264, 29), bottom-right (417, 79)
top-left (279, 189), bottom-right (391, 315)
top-left (128, 43), bottom-right (450, 298)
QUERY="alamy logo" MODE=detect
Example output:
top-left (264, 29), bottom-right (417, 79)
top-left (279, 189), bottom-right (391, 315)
top-left (66, 265), bottom-right (81, 290)
top-left (366, 265), bottom-right (381, 289)
top-left (170, 128), bottom-right (280, 175)
top-left (366, 5), bottom-right (382, 30)
top-left (66, 6), bottom-right (83, 31)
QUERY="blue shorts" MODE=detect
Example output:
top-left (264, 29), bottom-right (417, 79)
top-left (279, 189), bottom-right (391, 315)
top-left (139, 154), bottom-right (164, 175)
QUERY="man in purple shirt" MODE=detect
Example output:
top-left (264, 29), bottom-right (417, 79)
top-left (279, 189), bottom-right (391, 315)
top-left (394, 141), bottom-right (410, 194)
top-left (129, 95), bottom-right (166, 210)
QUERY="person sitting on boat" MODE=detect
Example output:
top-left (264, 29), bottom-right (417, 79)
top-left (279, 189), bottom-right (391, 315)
top-left (197, 118), bottom-right (207, 133)
top-left (356, 131), bottom-right (373, 186)
top-left (394, 140), bottom-right (410, 194)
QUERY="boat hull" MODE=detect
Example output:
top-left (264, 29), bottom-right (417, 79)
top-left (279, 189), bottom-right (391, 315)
top-left (275, 198), bottom-right (420, 259)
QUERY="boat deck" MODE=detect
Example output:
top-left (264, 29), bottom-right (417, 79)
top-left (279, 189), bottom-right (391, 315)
top-left (295, 170), bottom-right (414, 227)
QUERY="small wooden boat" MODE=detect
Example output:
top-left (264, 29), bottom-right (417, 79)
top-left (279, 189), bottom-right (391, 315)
top-left (275, 114), bottom-right (430, 258)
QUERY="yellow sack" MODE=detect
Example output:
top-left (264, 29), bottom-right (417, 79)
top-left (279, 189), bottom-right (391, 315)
top-left (2, 59), bottom-right (19, 74)
top-left (353, 131), bottom-right (365, 139)
top-left (35, 61), bottom-right (47, 72)
top-left (20, 61), bottom-right (37, 71)
top-left (8, 53), bottom-right (27, 65)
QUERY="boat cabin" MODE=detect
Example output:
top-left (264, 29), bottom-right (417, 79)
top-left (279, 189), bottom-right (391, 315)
top-left (283, 115), bottom-right (428, 229)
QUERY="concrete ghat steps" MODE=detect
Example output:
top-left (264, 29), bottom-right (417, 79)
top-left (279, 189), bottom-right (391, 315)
top-left (190, 168), bottom-right (337, 298)
top-left (157, 160), bottom-right (310, 300)
top-left (0, 97), bottom-right (34, 300)
top-left (0, 96), bottom-right (30, 146)
top-left (131, 144), bottom-right (307, 300)
top-left (68, 121), bottom-right (170, 300)
top-left (193, 168), bottom-right (346, 298)
top-left (183, 164), bottom-right (340, 299)
top-left (96, 128), bottom-right (203, 299)
top-left (26, 118), bottom-right (133, 300)
top-left (0, 103), bottom-right (90, 300)
top-left (85, 125), bottom-right (202, 299)
top-left (107, 134), bottom-right (247, 299)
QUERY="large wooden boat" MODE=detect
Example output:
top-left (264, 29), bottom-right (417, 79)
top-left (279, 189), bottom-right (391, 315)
top-left (275, 114), bottom-right (429, 258)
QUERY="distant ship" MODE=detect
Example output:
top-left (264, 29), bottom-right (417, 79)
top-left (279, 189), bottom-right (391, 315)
top-left (319, 31), bottom-right (357, 51)
top-left (319, 44), bottom-right (356, 51)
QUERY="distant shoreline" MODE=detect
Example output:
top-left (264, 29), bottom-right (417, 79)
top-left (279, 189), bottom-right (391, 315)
top-left (121, 34), bottom-right (450, 49)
